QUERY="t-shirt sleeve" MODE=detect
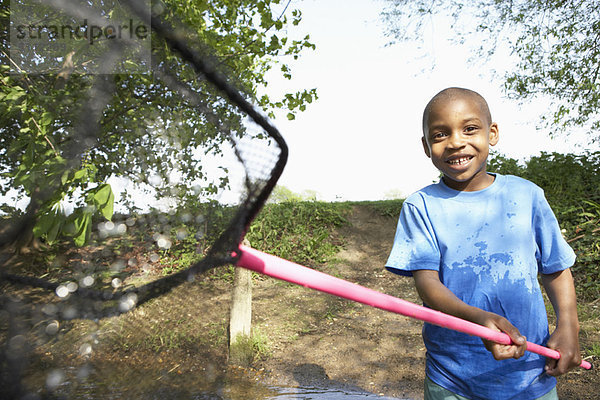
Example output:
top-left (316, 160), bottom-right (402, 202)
top-left (533, 188), bottom-right (576, 274)
top-left (385, 200), bottom-right (441, 276)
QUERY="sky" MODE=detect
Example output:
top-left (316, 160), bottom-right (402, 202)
top-left (263, 0), bottom-right (592, 201)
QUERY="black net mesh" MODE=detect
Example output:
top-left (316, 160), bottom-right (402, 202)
top-left (1, 0), bottom-right (287, 398)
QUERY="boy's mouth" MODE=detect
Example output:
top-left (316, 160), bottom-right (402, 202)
top-left (447, 155), bottom-right (474, 166)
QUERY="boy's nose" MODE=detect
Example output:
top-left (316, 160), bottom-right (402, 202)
top-left (447, 132), bottom-right (466, 148)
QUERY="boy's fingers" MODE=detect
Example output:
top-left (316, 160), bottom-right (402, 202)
top-left (495, 318), bottom-right (526, 346)
top-left (545, 358), bottom-right (558, 375)
top-left (491, 318), bottom-right (527, 359)
top-left (480, 314), bottom-right (527, 360)
top-left (513, 343), bottom-right (526, 359)
top-left (545, 356), bottom-right (572, 376)
top-left (507, 330), bottom-right (526, 346)
top-left (483, 340), bottom-right (523, 361)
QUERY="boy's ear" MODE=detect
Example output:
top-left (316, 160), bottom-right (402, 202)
top-left (421, 136), bottom-right (431, 158)
top-left (489, 123), bottom-right (499, 146)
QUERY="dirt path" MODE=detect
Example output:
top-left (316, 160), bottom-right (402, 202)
top-left (252, 205), bottom-right (426, 399)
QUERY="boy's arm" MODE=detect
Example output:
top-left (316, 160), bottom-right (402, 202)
top-left (541, 268), bottom-right (582, 376)
top-left (413, 269), bottom-right (527, 360)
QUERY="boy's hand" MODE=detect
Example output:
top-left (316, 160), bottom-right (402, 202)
top-left (475, 311), bottom-right (527, 360)
top-left (541, 268), bottom-right (582, 377)
top-left (413, 270), bottom-right (527, 360)
top-left (544, 325), bottom-right (582, 376)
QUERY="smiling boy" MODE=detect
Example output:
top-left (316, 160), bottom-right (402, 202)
top-left (386, 88), bottom-right (582, 399)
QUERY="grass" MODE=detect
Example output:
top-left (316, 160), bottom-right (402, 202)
top-left (246, 200), bottom-right (351, 266)
top-left (250, 328), bottom-right (272, 360)
top-left (139, 200), bottom-right (352, 280)
top-left (346, 199), bottom-right (405, 218)
top-left (143, 329), bottom-right (195, 352)
top-left (229, 328), bottom-right (272, 366)
top-left (587, 343), bottom-right (600, 358)
top-left (323, 298), bottom-right (350, 321)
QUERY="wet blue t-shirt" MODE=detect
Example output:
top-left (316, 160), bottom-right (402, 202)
top-left (385, 174), bottom-right (576, 400)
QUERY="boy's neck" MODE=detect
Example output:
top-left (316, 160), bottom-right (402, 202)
top-left (442, 172), bottom-right (496, 192)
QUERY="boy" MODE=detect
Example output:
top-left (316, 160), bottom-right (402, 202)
top-left (385, 88), bottom-right (582, 399)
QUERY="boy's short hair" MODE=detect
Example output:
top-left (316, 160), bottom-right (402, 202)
top-left (422, 87), bottom-right (492, 135)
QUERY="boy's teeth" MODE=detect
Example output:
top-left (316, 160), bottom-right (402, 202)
top-left (449, 157), bottom-right (471, 165)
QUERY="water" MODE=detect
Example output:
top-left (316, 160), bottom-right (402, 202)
top-left (263, 386), bottom-right (406, 399)
top-left (20, 364), bottom-right (411, 400)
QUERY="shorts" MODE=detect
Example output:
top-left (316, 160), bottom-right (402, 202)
top-left (424, 376), bottom-right (559, 400)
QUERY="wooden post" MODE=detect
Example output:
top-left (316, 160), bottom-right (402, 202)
top-left (228, 249), bottom-right (253, 366)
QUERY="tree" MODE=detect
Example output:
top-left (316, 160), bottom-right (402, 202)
top-left (382, 0), bottom-right (600, 138)
top-left (0, 0), bottom-right (317, 250)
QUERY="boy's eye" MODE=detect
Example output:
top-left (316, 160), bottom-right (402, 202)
top-left (432, 132), bottom-right (447, 140)
top-left (464, 126), bottom-right (479, 133)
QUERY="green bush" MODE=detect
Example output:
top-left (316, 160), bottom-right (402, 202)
top-left (149, 199), bottom-right (349, 277)
top-left (246, 201), bottom-right (350, 266)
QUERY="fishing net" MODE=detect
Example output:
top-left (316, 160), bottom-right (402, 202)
top-left (1, 0), bottom-right (288, 398)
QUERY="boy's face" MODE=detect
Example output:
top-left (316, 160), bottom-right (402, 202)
top-left (422, 95), bottom-right (499, 191)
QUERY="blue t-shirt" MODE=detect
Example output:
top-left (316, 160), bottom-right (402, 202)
top-left (385, 174), bottom-right (576, 400)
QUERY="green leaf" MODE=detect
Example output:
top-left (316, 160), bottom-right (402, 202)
top-left (286, 112), bottom-right (295, 120)
top-left (45, 218), bottom-right (63, 244)
top-left (61, 170), bottom-right (70, 185)
top-left (74, 169), bottom-right (87, 180)
top-left (40, 112), bottom-right (53, 126)
top-left (5, 88), bottom-right (25, 101)
top-left (93, 183), bottom-right (115, 220)
top-left (33, 208), bottom-right (64, 244)
top-left (71, 210), bottom-right (92, 247)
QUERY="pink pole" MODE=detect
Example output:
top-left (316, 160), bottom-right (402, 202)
top-left (235, 245), bottom-right (592, 370)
